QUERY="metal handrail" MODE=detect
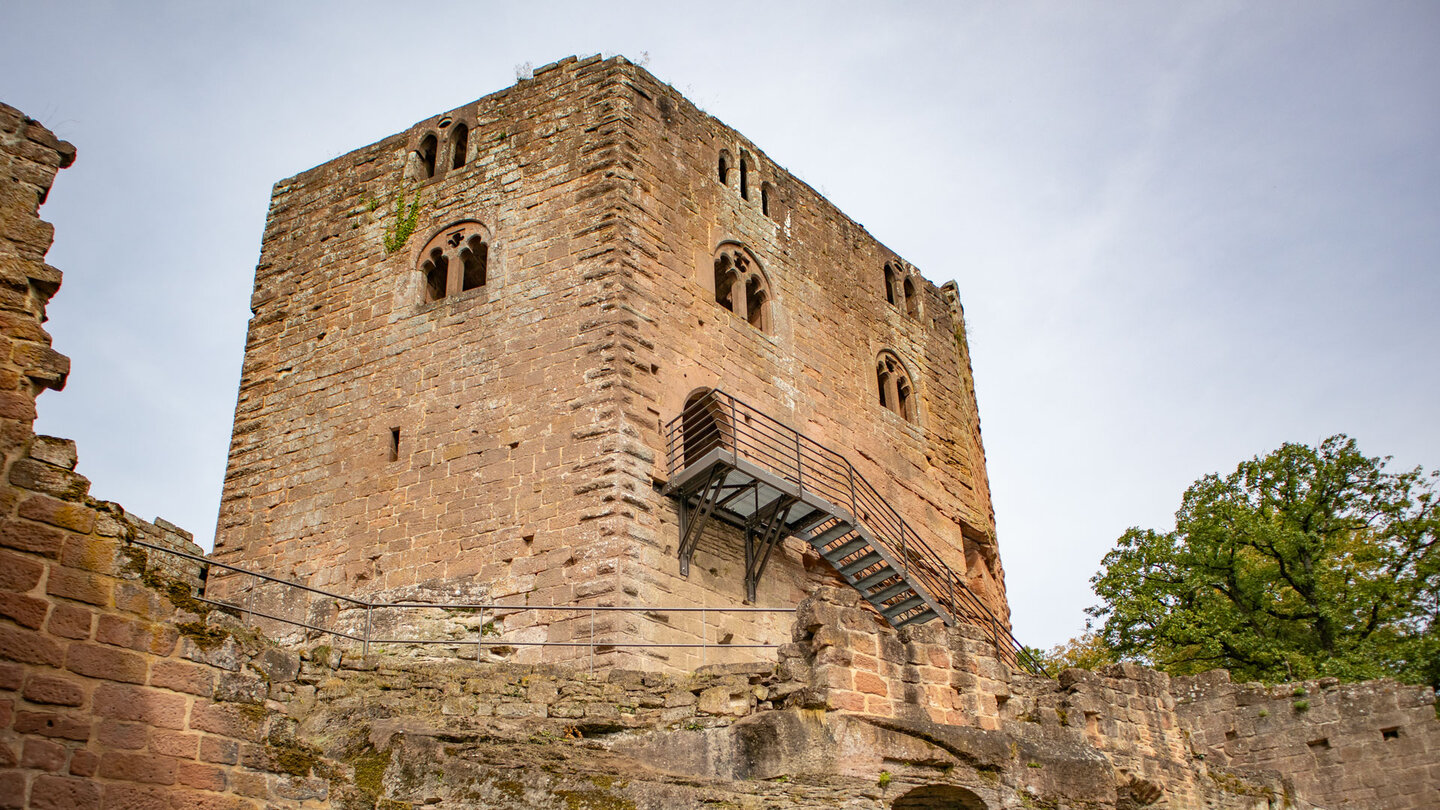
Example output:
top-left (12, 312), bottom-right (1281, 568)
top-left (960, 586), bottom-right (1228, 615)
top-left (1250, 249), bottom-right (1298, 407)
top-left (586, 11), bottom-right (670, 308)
top-left (664, 389), bottom-right (1046, 674)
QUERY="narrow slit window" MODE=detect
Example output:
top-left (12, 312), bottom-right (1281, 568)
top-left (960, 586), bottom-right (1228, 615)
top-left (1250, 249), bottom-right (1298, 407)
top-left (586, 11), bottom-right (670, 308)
top-left (761, 182), bottom-right (771, 216)
top-left (419, 134), bottom-right (438, 179)
top-left (388, 428), bottom-right (401, 462)
top-left (904, 277), bottom-right (919, 317)
top-left (739, 158), bottom-right (749, 199)
top-left (718, 153), bottom-right (729, 185)
top-left (451, 123), bottom-right (469, 169)
top-left (884, 263), bottom-right (898, 305)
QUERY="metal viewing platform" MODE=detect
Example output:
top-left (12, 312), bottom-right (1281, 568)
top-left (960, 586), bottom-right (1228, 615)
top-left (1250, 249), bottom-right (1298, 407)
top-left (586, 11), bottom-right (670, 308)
top-left (662, 389), bottom-right (1045, 674)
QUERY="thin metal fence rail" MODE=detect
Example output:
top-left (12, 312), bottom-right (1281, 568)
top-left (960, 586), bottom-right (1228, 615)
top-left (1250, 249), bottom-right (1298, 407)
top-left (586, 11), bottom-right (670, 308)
top-left (128, 537), bottom-right (794, 670)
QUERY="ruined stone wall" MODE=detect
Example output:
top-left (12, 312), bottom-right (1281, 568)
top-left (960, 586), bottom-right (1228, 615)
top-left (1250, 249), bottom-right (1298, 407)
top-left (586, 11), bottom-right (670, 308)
top-left (211, 56), bottom-right (644, 662)
top-left (1176, 671), bottom-right (1440, 809)
top-left (0, 101), bottom-right (355, 810)
top-left (777, 586), bottom-right (1440, 810)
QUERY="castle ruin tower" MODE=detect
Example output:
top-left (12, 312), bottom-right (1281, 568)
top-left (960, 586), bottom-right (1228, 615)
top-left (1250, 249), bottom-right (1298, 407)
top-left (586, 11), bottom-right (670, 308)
top-left (212, 55), bottom-right (1012, 671)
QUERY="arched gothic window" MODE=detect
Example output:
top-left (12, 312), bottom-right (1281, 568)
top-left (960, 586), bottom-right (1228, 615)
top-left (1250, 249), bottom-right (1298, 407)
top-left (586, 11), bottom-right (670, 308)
top-left (418, 133), bottom-right (438, 180)
top-left (903, 276), bottom-right (919, 318)
top-left (450, 123), bottom-right (469, 170)
top-left (417, 221), bottom-right (490, 303)
top-left (739, 156), bottom-right (749, 200)
top-left (711, 243), bottom-right (772, 333)
top-left (876, 350), bottom-right (916, 423)
top-left (718, 151), bottom-right (731, 186)
top-left (884, 262), bottom-right (899, 306)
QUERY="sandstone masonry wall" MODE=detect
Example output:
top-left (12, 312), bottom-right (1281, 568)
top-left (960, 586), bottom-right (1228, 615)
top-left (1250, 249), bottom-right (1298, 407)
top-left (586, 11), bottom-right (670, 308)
top-left (211, 56), bottom-right (645, 664)
top-left (1176, 671), bottom-right (1440, 809)
top-left (211, 55), bottom-right (1009, 672)
top-left (610, 60), bottom-right (1010, 663)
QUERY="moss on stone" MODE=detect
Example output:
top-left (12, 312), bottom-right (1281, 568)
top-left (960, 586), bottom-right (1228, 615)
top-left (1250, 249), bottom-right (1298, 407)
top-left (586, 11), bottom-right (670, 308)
top-left (176, 620), bottom-right (230, 651)
top-left (268, 739), bottom-right (324, 777)
top-left (350, 747), bottom-right (391, 796)
top-left (1209, 770), bottom-right (1276, 800)
top-left (553, 788), bottom-right (637, 810)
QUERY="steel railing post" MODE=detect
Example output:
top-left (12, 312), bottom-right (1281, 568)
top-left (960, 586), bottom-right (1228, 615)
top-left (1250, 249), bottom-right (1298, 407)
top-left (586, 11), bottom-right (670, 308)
top-left (795, 433), bottom-right (803, 494)
top-left (590, 607), bottom-right (596, 674)
top-left (848, 464), bottom-right (857, 520)
top-left (728, 395), bottom-right (739, 464)
top-left (478, 605), bottom-right (485, 663)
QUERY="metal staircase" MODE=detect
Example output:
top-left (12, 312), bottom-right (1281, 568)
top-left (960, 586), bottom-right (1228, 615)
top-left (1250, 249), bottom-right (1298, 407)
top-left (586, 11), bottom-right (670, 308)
top-left (661, 389), bottom-right (1045, 674)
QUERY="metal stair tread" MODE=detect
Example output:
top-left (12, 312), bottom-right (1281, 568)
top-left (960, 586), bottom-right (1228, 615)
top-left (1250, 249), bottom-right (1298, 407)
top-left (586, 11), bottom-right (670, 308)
top-left (839, 551), bottom-right (883, 577)
top-left (896, 608), bottom-right (937, 627)
top-left (853, 567), bottom-right (899, 591)
top-left (822, 536), bottom-right (870, 562)
top-left (880, 595), bottom-right (924, 617)
top-left (869, 581), bottom-right (912, 604)
top-left (807, 521), bottom-right (854, 548)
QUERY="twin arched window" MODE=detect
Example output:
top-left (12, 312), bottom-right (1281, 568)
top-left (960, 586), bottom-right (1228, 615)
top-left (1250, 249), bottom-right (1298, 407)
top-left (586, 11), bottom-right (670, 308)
top-left (415, 121), bottom-right (471, 181)
top-left (876, 351), bottom-right (916, 423)
top-left (713, 244), bottom-right (771, 333)
top-left (418, 222), bottom-right (489, 302)
top-left (884, 261), bottom-right (920, 318)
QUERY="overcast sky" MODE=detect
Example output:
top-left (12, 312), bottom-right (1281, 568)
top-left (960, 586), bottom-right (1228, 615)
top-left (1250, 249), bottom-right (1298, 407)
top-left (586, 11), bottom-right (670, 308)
top-left (3, 1), bottom-right (1437, 651)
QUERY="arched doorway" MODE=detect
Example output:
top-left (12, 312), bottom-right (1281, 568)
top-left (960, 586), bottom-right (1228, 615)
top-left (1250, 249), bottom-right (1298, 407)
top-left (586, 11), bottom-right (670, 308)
top-left (892, 784), bottom-right (987, 810)
top-left (681, 389), bottom-right (729, 467)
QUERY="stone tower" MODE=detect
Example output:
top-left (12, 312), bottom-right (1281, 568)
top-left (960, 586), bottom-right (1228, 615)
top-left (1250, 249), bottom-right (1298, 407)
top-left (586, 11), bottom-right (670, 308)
top-left (212, 55), bottom-right (1010, 670)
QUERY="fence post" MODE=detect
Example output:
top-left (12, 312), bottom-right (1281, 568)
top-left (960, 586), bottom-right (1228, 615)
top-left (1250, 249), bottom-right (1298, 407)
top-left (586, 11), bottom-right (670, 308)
top-left (701, 607), bottom-right (707, 668)
top-left (363, 604), bottom-right (372, 660)
top-left (477, 605), bottom-right (485, 663)
top-left (589, 608), bottom-right (596, 675)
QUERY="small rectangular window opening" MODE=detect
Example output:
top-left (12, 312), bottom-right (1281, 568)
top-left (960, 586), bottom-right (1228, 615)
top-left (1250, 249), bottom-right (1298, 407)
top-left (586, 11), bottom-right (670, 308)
top-left (1381, 727), bottom-right (1400, 741)
top-left (388, 428), bottom-right (400, 462)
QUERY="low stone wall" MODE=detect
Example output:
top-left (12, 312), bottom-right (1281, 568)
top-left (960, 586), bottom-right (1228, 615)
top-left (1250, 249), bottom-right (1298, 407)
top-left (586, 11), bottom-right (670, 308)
top-left (1177, 671), bottom-right (1440, 809)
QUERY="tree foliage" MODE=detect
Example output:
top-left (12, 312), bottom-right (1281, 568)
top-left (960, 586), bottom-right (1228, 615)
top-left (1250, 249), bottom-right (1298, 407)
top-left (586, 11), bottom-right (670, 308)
top-left (1088, 435), bottom-right (1439, 687)
top-left (1034, 631), bottom-right (1117, 673)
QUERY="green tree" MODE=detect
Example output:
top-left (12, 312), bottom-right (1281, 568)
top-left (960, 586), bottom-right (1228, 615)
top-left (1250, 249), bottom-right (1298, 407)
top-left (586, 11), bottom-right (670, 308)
top-left (1034, 630), bottom-right (1117, 673)
top-left (1088, 435), bottom-right (1439, 687)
